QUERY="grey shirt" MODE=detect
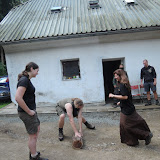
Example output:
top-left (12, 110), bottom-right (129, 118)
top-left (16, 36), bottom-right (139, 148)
top-left (57, 98), bottom-right (80, 117)
top-left (57, 98), bottom-right (73, 110)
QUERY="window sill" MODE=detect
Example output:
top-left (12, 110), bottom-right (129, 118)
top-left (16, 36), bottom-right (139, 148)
top-left (62, 78), bottom-right (81, 81)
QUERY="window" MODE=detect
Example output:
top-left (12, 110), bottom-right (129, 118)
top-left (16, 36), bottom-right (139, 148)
top-left (51, 6), bottom-right (63, 13)
top-left (124, 0), bottom-right (137, 6)
top-left (61, 59), bottom-right (81, 80)
top-left (89, 0), bottom-right (100, 9)
top-left (50, 6), bottom-right (67, 13)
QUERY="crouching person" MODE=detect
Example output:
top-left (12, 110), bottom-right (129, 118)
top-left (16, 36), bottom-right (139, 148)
top-left (56, 98), bottom-right (95, 141)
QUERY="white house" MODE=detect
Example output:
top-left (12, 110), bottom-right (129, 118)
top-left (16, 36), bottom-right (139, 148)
top-left (0, 0), bottom-right (160, 106)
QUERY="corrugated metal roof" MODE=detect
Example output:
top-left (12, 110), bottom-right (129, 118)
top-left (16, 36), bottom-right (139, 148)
top-left (0, 0), bottom-right (160, 43)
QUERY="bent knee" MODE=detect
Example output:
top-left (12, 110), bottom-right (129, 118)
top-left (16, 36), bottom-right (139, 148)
top-left (60, 114), bottom-right (65, 119)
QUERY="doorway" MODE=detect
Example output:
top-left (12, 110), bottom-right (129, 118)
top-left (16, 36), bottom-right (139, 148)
top-left (103, 59), bottom-right (123, 103)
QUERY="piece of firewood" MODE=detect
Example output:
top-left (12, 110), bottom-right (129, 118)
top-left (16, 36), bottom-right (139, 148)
top-left (72, 136), bottom-right (83, 149)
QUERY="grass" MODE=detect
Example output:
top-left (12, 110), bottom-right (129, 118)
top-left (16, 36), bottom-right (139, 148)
top-left (0, 101), bottom-right (11, 109)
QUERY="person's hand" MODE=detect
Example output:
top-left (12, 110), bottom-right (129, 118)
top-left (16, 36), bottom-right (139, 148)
top-left (75, 132), bottom-right (81, 138)
top-left (117, 102), bottom-right (120, 106)
top-left (141, 83), bottom-right (144, 87)
top-left (153, 81), bottom-right (157, 86)
top-left (28, 110), bottom-right (35, 116)
top-left (79, 130), bottom-right (83, 137)
top-left (109, 93), bottom-right (114, 98)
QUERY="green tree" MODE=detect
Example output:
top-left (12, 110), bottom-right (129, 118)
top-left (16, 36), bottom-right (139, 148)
top-left (0, 62), bottom-right (7, 76)
top-left (0, 0), bottom-right (27, 22)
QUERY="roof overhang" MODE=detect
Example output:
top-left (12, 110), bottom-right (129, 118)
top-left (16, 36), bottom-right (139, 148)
top-left (1, 26), bottom-right (160, 46)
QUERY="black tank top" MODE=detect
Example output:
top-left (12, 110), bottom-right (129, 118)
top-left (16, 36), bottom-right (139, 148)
top-left (72, 101), bottom-right (80, 117)
top-left (57, 98), bottom-right (80, 117)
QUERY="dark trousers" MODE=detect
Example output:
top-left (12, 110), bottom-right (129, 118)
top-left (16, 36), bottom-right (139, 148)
top-left (113, 87), bottom-right (120, 105)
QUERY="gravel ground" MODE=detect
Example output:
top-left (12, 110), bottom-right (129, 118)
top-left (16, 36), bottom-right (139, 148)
top-left (0, 110), bottom-right (160, 160)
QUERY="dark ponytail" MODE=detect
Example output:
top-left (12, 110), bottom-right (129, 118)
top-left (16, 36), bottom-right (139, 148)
top-left (18, 62), bottom-right (39, 80)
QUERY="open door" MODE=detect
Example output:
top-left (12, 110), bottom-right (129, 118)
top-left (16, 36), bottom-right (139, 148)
top-left (103, 59), bottom-right (123, 103)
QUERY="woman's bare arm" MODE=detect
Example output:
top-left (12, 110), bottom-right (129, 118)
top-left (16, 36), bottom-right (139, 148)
top-left (78, 108), bottom-right (83, 135)
top-left (65, 103), bottom-right (81, 137)
top-left (109, 93), bottom-right (128, 100)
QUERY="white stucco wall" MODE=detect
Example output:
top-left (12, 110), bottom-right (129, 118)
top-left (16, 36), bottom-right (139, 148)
top-left (4, 35), bottom-right (160, 106)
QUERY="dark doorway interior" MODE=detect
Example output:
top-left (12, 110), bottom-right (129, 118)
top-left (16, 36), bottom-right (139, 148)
top-left (103, 60), bottom-right (121, 103)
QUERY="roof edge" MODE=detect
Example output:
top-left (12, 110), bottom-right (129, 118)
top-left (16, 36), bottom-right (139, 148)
top-left (1, 26), bottom-right (160, 45)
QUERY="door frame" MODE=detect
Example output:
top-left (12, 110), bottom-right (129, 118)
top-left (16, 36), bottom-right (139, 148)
top-left (102, 57), bottom-right (125, 103)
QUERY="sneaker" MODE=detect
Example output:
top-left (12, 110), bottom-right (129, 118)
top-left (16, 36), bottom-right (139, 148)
top-left (145, 101), bottom-right (152, 106)
top-left (30, 154), bottom-right (48, 160)
top-left (86, 123), bottom-right (95, 130)
top-left (145, 132), bottom-right (153, 145)
top-left (59, 131), bottom-right (64, 141)
top-left (30, 152), bottom-right (40, 159)
top-left (156, 100), bottom-right (160, 106)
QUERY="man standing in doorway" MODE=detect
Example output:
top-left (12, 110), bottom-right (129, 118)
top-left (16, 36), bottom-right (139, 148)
top-left (141, 59), bottom-right (160, 106)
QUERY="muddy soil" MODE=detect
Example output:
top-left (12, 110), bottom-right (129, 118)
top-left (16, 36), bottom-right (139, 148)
top-left (0, 110), bottom-right (160, 160)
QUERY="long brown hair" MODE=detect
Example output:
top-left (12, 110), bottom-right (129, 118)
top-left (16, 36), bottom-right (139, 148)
top-left (114, 69), bottom-right (131, 91)
top-left (72, 98), bottom-right (84, 107)
top-left (18, 62), bottom-right (39, 80)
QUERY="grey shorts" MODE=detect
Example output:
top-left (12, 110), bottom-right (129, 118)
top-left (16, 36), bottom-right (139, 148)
top-left (144, 82), bottom-right (156, 93)
top-left (18, 111), bottom-right (40, 135)
top-left (55, 105), bottom-right (66, 116)
top-left (55, 104), bottom-right (78, 117)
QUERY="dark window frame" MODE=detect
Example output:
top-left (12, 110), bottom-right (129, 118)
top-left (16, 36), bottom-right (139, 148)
top-left (61, 58), bottom-right (81, 80)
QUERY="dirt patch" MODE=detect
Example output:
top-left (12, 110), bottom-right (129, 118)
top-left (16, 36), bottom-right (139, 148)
top-left (0, 110), bottom-right (160, 160)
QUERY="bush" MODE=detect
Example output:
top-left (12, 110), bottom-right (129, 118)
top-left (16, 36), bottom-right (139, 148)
top-left (0, 62), bottom-right (7, 76)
